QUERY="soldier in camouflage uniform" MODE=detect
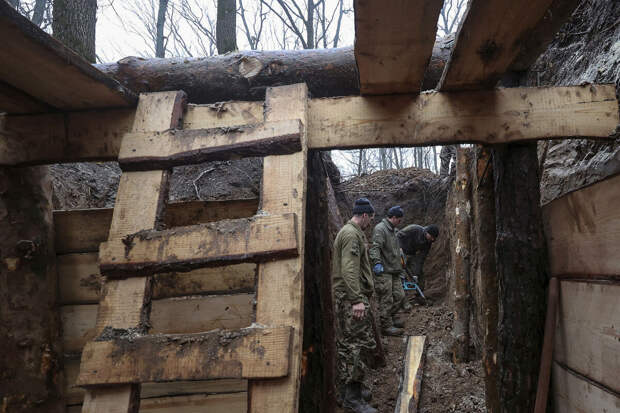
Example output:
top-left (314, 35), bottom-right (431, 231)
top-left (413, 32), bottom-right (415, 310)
top-left (332, 198), bottom-right (378, 413)
top-left (397, 224), bottom-right (439, 289)
top-left (369, 206), bottom-right (407, 336)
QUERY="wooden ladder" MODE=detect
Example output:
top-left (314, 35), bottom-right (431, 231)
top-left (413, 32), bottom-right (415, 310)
top-left (77, 84), bottom-right (309, 413)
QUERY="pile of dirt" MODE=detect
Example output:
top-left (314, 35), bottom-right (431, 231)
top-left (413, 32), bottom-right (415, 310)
top-left (334, 167), bottom-right (451, 299)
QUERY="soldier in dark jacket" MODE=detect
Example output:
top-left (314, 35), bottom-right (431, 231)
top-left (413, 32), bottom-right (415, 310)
top-left (332, 198), bottom-right (378, 413)
top-left (397, 224), bottom-right (439, 288)
top-left (369, 206), bottom-right (406, 336)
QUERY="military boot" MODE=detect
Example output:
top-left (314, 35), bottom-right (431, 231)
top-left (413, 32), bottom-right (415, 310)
top-left (382, 326), bottom-right (404, 336)
top-left (343, 382), bottom-right (378, 413)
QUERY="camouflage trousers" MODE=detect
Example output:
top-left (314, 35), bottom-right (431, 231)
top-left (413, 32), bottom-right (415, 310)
top-left (373, 272), bottom-right (405, 329)
top-left (334, 294), bottom-right (377, 386)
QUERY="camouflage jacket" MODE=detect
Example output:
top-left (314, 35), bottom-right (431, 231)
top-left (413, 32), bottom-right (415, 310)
top-left (332, 220), bottom-right (374, 304)
top-left (369, 218), bottom-right (405, 275)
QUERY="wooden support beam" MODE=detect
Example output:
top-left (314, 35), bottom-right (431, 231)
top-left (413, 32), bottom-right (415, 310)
top-left (394, 336), bottom-right (426, 413)
top-left (534, 277), bottom-right (559, 413)
top-left (118, 119), bottom-right (303, 171)
top-left (354, 0), bottom-right (443, 95)
top-left (2, 85), bottom-right (618, 166)
top-left (438, 0), bottom-right (581, 91)
top-left (0, 1), bottom-right (136, 112)
top-left (54, 198), bottom-right (259, 254)
top-left (552, 362), bottom-right (620, 413)
top-left (76, 327), bottom-right (292, 386)
top-left (543, 174), bottom-right (620, 278)
top-left (99, 213), bottom-right (298, 277)
top-left (0, 80), bottom-right (50, 114)
top-left (249, 84), bottom-right (308, 412)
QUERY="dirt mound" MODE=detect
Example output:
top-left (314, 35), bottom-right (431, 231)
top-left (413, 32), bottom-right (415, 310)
top-left (334, 167), bottom-right (450, 299)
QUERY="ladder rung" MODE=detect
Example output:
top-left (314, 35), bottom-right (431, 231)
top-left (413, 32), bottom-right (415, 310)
top-left (99, 213), bottom-right (299, 277)
top-left (118, 119), bottom-right (303, 171)
top-left (76, 326), bottom-right (293, 386)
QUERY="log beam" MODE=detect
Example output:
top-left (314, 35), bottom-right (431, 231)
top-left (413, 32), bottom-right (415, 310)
top-left (394, 336), bottom-right (426, 413)
top-left (76, 327), bottom-right (293, 386)
top-left (2, 84), bottom-right (617, 166)
top-left (98, 213), bottom-right (299, 277)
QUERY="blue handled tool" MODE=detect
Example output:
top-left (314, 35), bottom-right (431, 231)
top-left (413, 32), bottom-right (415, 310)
top-left (403, 280), bottom-right (426, 299)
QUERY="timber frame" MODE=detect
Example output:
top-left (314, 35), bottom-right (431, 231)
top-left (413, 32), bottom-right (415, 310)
top-left (1, 0), bottom-right (620, 412)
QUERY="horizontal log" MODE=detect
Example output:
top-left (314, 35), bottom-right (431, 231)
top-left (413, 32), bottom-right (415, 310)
top-left (543, 174), bottom-right (620, 277)
top-left (61, 294), bottom-right (254, 353)
top-left (99, 214), bottom-right (298, 277)
top-left (118, 119), bottom-right (302, 171)
top-left (54, 198), bottom-right (258, 254)
top-left (554, 281), bottom-right (620, 393)
top-left (307, 85), bottom-right (619, 149)
top-left (64, 357), bottom-right (247, 406)
top-left (552, 362), bottom-right (620, 412)
top-left (76, 326), bottom-right (292, 385)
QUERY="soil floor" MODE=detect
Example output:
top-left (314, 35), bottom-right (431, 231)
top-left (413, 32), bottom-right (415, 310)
top-left (339, 293), bottom-right (486, 413)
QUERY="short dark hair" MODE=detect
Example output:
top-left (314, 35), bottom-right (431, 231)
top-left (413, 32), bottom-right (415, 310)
top-left (425, 225), bottom-right (439, 238)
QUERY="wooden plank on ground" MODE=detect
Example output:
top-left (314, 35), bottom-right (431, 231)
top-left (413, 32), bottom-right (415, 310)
top-left (0, 2), bottom-right (136, 112)
top-left (76, 327), bottom-right (292, 385)
top-left (82, 90), bottom-right (186, 413)
top-left (249, 84), bottom-right (308, 412)
top-left (99, 214), bottom-right (298, 277)
top-left (64, 357), bottom-right (246, 406)
top-left (554, 281), bottom-right (620, 393)
top-left (354, 0), bottom-right (443, 95)
top-left (552, 362), bottom-right (620, 412)
top-left (543, 174), bottom-right (620, 277)
top-left (438, 0), bottom-right (580, 91)
top-left (307, 84), bottom-right (619, 149)
top-left (118, 119), bottom-right (302, 171)
top-left (54, 199), bottom-right (259, 254)
top-left (61, 295), bottom-right (254, 352)
top-left (394, 336), bottom-right (426, 413)
top-left (58, 251), bottom-right (255, 304)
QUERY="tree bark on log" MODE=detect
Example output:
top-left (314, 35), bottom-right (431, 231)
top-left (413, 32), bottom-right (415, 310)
top-left (492, 143), bottom-right (548, 413)
top-left (0, 166), bottom-right (64, 413)
top-left (452, 146), bottom-right (472, 363)
top-left (472, 145), bottom-right (500, 413)
top-left (95, 36), bottom-right (453, 104)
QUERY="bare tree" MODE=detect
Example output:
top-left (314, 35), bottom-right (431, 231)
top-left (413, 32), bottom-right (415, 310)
top-left (53, 0), bottom-right (97, 62)
top-left (238, 0), bottom-right (268, 50)
top-left (175, 0), bottom-right (218, 56)
top-left (437, 0), bottom-right (467, 36)
top-left (216, 0), bottom-right (237, 53)
top-left (155, 0), bottom-right (170, 57)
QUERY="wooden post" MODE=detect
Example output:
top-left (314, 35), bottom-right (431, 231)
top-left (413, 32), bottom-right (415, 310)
top-left (452, 146), bottom-right (472, 363)
top-left (533, 277), bottom-right (559, 413)
top-left (0, 166), bottom-right (64, 413)
top-left (492, 142), bottom-right (548, 412)
top-left (472, 145), bottom-right (500, 412)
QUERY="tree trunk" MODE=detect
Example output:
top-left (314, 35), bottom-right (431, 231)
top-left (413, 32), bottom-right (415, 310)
top-left (155, 0), bottom-right (169, 58)
top-left (31, 0), bottom-right (47, 27)
top-left (52, 0), bottom-right (97, 62)
top-left (492, 142), bottom-right (548, 413)
top-left (0, 166), bottom-right (64, 413)
top-left (471, 145), bottom-right (500, 412)
top-left (95, 36), bottom-right (452, 104)
top-left (217, 0), bottom-right (237, 54)
top-left (452, 146), bottom-right (471, 363)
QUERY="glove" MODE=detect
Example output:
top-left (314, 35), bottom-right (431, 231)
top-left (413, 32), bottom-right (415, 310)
top-left (373, 263), bottom-right (384, 275)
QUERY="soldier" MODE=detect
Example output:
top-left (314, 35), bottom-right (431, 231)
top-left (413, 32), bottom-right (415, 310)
top-left (369, 206), bottom-right (407, 336)
top-left (332, 198), bottom-right (378, 413)
top-left (440, 145), bottom-right (456, 177)
top-left (397, 224), bottom-right (439, 289)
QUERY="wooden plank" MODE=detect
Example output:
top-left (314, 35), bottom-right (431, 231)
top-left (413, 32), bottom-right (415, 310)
top-left (249, 84), bottom-right (308, 412)
top-left (99, 214), bottom-right (299, 277)
top-left (552, 362), bottom-right (620, 413)
top-left (64, 357), bottom-right (246, 406)
top-left (54, 199), bottom-right (259, 254)
top-left (3, 85), bottom-right (619, 166)
top-left (307, 85), bottom-right (619, 149)
top-left (0, 79), bottom-right (50, 114)
top-left (394, 336), bottom-right (426, 413)
top-left (534, 277), bottom-right (559, 413)
top-left (354, 0), bottom-right (443, 95)
top-left (543, 174), bottom-right (620, 277)
top-left (182, 102), bottom-right (263, 130)
top-left (61, 295), bottom-right (254, 354)
top-left (0, 2), bottom-right (136, 112)
top-left (118, 119), bottom-right (302, 171)
top-left (76, 327), bottom-right (292, 385)
top-left (554, 281), bottom-right (620, 393)
top-left (58, 252), bottom-right (255, 304)
top-left (83, 91), bottom-right (186, 413)
top-left (438, 0), bottom-right (580, 91)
